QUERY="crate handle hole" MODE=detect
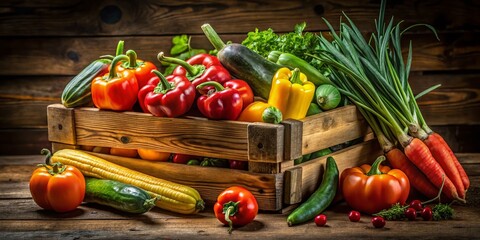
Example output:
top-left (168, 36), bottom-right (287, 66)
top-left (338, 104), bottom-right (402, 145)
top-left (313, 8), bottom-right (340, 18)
top-left (57, 124), bottom-right (63, 130)
top-left (257, 143), bottom-right (263, 149)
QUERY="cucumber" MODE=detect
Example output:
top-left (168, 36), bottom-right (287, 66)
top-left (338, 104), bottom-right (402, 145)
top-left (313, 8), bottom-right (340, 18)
top-left (84, 177), bottom-right (157, 214)
top-left (61, 59), bottom-right (110, 108)
top-left (201, 24), bottom-right (282, 100)
top-left (268, 51), bottom-right (332, 86)
top-left (309, 148), bottom-right (332, 159)
top-left (287, 156), bottom-right (339, 226)
top-left (306, 102), bottom-right (323, 116)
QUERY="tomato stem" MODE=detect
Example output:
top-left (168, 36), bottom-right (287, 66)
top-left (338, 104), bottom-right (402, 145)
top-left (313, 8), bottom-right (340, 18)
top-left (40, 148), bottom-right (66, 175)
top-left (222, 201), bottom-right (239, 234)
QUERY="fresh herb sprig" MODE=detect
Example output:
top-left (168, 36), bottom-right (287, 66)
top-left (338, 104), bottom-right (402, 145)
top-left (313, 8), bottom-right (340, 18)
top-left (163, 35), bottom-right (215, 75)
top-left (241, 22), bottom-right (326, 73)
top-left (374, 176), bottom-right (454, 221)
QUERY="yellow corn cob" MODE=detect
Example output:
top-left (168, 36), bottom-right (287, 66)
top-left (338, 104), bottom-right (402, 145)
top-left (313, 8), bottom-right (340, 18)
top-left (50, 149), bottom-right (204, 214)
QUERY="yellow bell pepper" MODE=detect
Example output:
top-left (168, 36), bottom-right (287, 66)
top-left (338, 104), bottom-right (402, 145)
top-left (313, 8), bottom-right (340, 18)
top-left (237, 101), bottom-right (283, 124)
top-left (267, 68), bottom-right (315, 120)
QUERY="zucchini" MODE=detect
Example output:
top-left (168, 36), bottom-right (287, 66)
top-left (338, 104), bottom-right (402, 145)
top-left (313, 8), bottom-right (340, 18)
top-left (268, 51), bottom-right (332, 86)
top-left (201, 24), bottom-right (282, 100)
top-left (287, 156), bottom-right (339, 226)
top-left (84, 177), bottom-right (157, 214)
top-left (61, 59), bottom-right (110, 108)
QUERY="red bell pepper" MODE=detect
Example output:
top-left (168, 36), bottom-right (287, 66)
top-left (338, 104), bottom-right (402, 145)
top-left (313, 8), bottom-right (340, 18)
top-left (196, 81), bottom-right (243, 120)
top-left (223, 79), bottom-right (254, 109)
top-left (140, 70), bottom-right (195, 117)
top-left (117, 49), bottom-right (158, 89)
top-left (214, 186), bottom-right (258, 234)
top-left (157, 52), bottom-right (231, 88)
top-left (92, 55), bottom-right (139, 111)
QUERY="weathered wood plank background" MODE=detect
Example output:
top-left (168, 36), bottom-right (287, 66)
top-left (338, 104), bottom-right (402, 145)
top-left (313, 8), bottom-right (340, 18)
top-left (0, 0), bottom-right (479, 155)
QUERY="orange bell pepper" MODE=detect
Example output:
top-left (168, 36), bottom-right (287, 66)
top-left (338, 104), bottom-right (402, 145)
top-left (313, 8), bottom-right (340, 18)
top-left (137, 148), bottom-right (171, 161)
top-left (110, 147), bottom-right (138, 158)
top-left (340, 155), bottom-right (410, 214)
top-left (116, 49), bottom-right (158, 89)
top-left (237, 101), bottom-right (282, 124)
top-left (91, 55), bottom-right (139, 111)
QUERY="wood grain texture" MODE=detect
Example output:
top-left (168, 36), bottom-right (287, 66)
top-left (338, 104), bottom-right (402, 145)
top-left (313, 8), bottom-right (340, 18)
top-left (0, 0), bottom-right (479, 157)
top-left (0, 154), bottom-right (478, 240)
top-left (247, 122), bottom-right (284, 163)
top-left (0, 129), bottom-right (50, 155)
top-left (281, 119), bottom-right (303, 161)
top-left (67, 106), bottom-right (251, 160)
top-left (1, 32), bottom-right (478, 76)
top-left (300, 105), bottom-right (370, 155)
top-left (0, 0), bottom-right (477, 36)
top-left (76, 151), bottom-right (283, 211)
top-left (47, 104), bottom-right (75, 144)
top-left (410, 72), bottom-right (480, 125)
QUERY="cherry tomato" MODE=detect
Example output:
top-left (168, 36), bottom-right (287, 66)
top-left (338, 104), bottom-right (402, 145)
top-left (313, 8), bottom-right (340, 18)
top-left (371, 216), bottom-right (386, 228)
top-left (29, 149), bottom-right (85, 212)
top-left (348, 210), bottom-right (361, 222)
top-left (409, 199), bottom-right (423, 211)
top-left (315, 214), bottom-right (327, 227)
top-left (404, 207), bottom-right (417, 221)
top-left (421, 206), bottom-right (433, 221)
top-left (229, 160), bottom-right (248, 170)
top-left (172, 154), bottom-right (200, 164)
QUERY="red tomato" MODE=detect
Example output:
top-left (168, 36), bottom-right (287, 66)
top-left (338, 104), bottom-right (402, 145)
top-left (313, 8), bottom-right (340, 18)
top-left (214, 186), bottom-right (258, 233)
top-left (29, 152), bottom-right (85, 213)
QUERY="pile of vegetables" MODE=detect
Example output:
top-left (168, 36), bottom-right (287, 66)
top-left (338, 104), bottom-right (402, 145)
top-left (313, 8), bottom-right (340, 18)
top-left (31, 149), bottom-right (204, 215)
top-left (311, 0), bottom-right (469, 204)
top-left (46, 0), bottom-right (471, 232)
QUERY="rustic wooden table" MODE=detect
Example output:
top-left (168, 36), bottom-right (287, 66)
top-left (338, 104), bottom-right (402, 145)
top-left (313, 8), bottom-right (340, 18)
top-left (1, 154), bottom-right (479, 239)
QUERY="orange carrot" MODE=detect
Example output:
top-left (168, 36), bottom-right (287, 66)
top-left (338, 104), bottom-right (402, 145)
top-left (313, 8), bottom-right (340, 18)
top-left (423, 132), bottom-right (466, 199)
top-left (403, 138), bottom-right (462, 202)
top-left (386, 148), bottom-right (438, 199)
top-left (428, 132), bottom-right (470, 191)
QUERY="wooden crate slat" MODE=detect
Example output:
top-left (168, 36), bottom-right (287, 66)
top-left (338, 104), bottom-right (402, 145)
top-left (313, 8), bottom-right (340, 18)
top-left (86, 151), bottom-right (282, 211)
top-left (71, 106), bottom-right (250, 161)
top-left (283, 167), bottom-right (303, 205)
top-left (300, 105), bottom-right (370, 155)
top-left (1, 1), bottom-right (476, 36)
top-left (247, 122), bottom-right (284, 163)
top-left (47, 104), bottom-right (76, 145)
top-left (281, 119), bottom-right (303, 161)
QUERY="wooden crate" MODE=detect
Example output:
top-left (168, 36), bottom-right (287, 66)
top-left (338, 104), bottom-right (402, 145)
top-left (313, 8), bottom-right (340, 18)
top-left (47, 103), bottom-right (381, 211)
